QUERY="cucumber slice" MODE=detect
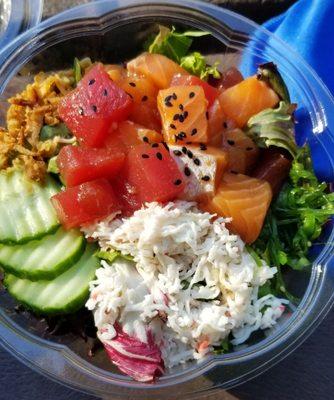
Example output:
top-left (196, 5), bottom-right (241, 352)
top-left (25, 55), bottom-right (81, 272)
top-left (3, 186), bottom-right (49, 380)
top-left (0, 228), bottom-right (85, 281)
top-left (0, 171), bottom-right (60, 244)
top-left (4, 244), bottom-right (99, 315)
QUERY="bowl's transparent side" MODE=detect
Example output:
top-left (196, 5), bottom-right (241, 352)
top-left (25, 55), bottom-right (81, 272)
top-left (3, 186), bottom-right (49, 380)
top-left (0, 1), bottom-right (333, 398)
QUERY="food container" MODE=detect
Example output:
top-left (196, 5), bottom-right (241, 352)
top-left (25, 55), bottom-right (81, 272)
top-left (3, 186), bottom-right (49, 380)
top-left (0, 1), bottom-right (333, 398)
top-left (0, 0), bottom-right (43, 50)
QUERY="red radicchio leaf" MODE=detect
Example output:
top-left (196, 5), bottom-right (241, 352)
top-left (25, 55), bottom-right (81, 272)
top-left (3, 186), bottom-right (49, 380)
top-left (103, 324), bottom-right (164, 382)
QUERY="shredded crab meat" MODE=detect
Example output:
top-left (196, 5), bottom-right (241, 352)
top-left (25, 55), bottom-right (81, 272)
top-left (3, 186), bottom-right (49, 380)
top-left (85, 201), bottom-right (288, 368)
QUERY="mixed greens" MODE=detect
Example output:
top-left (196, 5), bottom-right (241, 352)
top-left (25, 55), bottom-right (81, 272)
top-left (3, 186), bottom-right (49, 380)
top-left (246, 101), bottom-right (297, 157)
top-left (148, 25), bottom-right (220, 80)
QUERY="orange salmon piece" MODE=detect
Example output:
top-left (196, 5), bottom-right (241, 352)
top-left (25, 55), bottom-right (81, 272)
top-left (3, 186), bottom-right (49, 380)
top-left (117, 74), bottom-right (161, 132)
top-left (117, 75), bottom-right (159, 104)
top-left (104, 120), bottom-right (162, 152)
top-left (127, 52), bottom-right (187, 89)
top-left (219, 76), bottom-right (279, 127)
top-left (207, 98), bottom-right (226, 147)
top-left (222, 128), bottom-right (259, 174)
top-left (105, 64), bottom-right (127, 81)
top-left (158, 85), bottom-right (209, 144)
top-left (201, 172), bottom-right (272, 243)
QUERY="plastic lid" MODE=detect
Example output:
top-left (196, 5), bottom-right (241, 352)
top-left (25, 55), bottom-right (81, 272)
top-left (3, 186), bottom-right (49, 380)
top-left (0, 0), bottom-right (43, 48)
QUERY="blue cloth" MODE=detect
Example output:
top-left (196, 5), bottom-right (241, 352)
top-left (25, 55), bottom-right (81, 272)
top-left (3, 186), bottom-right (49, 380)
top-left (264, 0), bottom-right (334, 95)
top-left (242, 0), bottom-right (334, 182)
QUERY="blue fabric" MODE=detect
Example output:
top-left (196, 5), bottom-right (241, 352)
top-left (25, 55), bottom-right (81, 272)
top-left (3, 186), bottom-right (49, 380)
top-left (264, 0), bottom-right (334, 95)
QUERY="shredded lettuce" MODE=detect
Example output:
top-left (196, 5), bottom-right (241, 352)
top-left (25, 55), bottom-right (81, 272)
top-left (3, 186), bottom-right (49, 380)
top-left (39, 123), bottom-right (72, 141)
top-left (73, 57), bottom-right (82, 86)
top-left (95, 250), bottom-right (133, 263)
top-left (245, 101), bottom-right (297, 157)
top-left (251, 146), bottom-right (334, 301)
top-left (180, 52), bottom-right (220, 80)
top-left (47, 156), bottom-right (59, 175)
top-left (147, 25), bottom-right (220, 80)
top-left (214, 337), bottom-right (232, 354)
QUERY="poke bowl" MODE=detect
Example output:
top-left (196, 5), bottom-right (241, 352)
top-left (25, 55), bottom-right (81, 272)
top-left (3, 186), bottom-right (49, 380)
top-left (0, 0), bottom-right (333, 399)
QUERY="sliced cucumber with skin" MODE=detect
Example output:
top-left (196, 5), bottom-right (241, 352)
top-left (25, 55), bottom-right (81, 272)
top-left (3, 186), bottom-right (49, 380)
top-left (0, 171), bottom-right (60, 244)
top-left (0, 228), bottom-right (85, 281)
top-left (4, 244), bottom-right (99, 315)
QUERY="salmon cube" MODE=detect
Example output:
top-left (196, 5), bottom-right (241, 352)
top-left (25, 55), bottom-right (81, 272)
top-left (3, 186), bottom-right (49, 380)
top-left (200, 172), bottom-right (272, 243)
top-left (158, 85), bottom-right (209, 144)
top-left (219, 76), bottom-right (279, 127)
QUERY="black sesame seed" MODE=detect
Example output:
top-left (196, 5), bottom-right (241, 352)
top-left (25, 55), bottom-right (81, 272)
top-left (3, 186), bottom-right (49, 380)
top-left (201, 175), bottom-right (211, 181)
top-left (165, 101), bottom-right (173, 107)
top-left (126, 92), bottom-right (133, 99)
top-left (179, 104), bottom-right (184, 111)
top-left (143, 136), bottom-right (149, 143)
top-left (156, 152), bottom-right (163, 160)
top-left (189, 92), bottom-right (195, 98)
top-left (206, 111), bottom-right (209, 120)
top-left (129, 82), bottom-right (136, 87)
top-left (200, 143), bottom-right (207, 151)
top-left (162, 142), bottom-right (169, 151)
top-left (179, 115), bottom-right (185, 123)
top-left (191, 128), bottom-right (198, 136)
top-left (173, 150), bottom-right (182, 156)
top-left (178, 131), bottom-right (186, 139)
top-left (88, 79), bottom-right (95, 85)
top-left (172, 93), bottom-right (177, 100)
top-left (227, 139), bottom-right (235, 146)
top-left (223, 122), bottom-right (228, 128)
top-left (174, 179), bottom-right (182, 186)
top-left (184, 167), bottom-right (191, 176)
top-left (152, 143), bottom-right (159, 148)
top-left (194, 158), bottom-right (201, 166)
top-left (103, 89), bottom-right (108, 96)
top-left (142, 95), bottom-right (148, 102)
top-left (182, 146), bottom-right (187, 154)
top-left (246, 147), bottom-right (253, 151)
top-left (165, 95), bottom-right (172, 102)
top-left (142, 154), bottom-right (149, 159)
top-left (170, 123), bottom-right (176, 130)
top-left (183, 111), bottom-right (189, 119)
top-left (91, 105), bottom-right (97, 112)
top-left (173, 114), bottom-right (180, 121)
top-left (187, 150), bottom-right (193, 159)
top-left (78, 107), bottom-right (84, 115)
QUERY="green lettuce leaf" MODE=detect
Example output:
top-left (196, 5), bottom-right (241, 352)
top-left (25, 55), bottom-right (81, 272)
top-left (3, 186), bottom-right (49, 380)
top-left (148, 25), bottom-right (209, 63)
top-left (245, 101), bottom-right (297, 157)
top-left (147, 25), bottom-right (220, 80)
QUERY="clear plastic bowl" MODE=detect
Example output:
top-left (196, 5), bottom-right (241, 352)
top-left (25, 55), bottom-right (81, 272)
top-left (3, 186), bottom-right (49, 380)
top-left (0, 0), bottom-right (43, 49)
top-left (0, 1), bottom-right (333, 399)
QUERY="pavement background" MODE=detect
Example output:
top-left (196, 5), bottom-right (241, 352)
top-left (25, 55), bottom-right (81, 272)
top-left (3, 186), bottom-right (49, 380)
top-left (1, 1), bottom-right (333, 399)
